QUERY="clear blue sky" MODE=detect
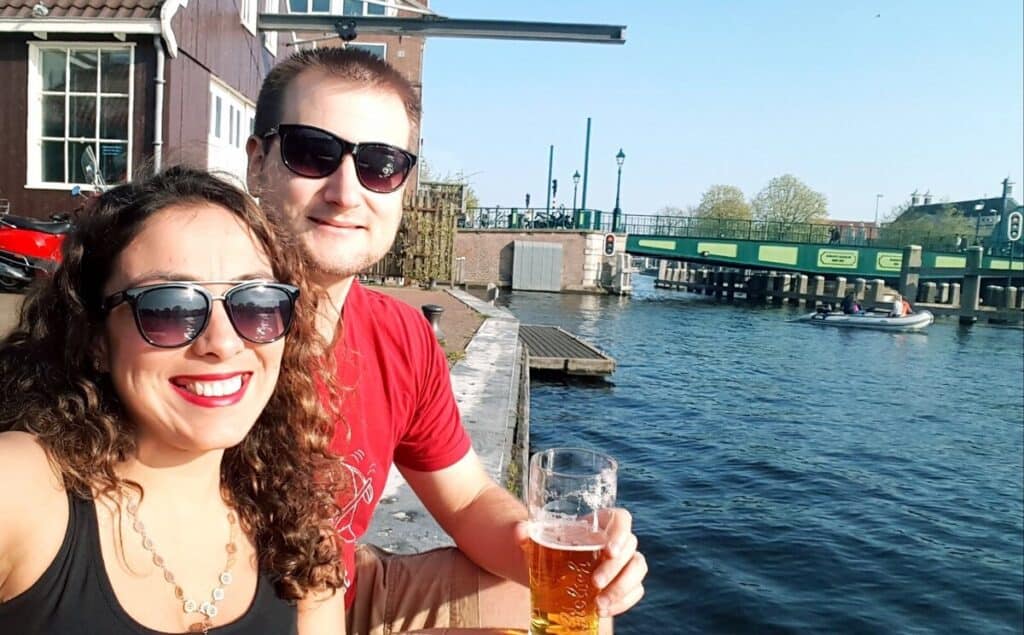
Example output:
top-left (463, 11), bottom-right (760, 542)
top-left (419, 1), bottom-right (1023, 221)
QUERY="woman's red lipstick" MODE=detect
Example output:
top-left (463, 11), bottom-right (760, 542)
top-left (169, 372), bottom-right (251, 408)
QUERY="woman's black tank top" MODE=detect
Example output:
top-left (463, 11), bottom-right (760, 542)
top-left (0, 494), bottom-right (296, 634)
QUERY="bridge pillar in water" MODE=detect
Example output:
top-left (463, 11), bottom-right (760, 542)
top-left (938, 282), bottom-right (950, 304)
top-left (949, 283), bottom-right (961, 308)
top-left (835, 277), bottom-right (847, 299)
top-left (714, 270), bottom-right (725, 299)
top-left (959, 246), bottom-right (983, 325)
top-left (1005, 286), bottom-right (1018, 310)
top-left (987, 286), bottom-right (1004, 309)
top-left (790, 275), bottom-right (807, 305)
top-left (921, 282), bottom-right (937, 303)
top-left (899, 244), bottom-right (922, 301)
top-left (868, 279), bottom-right (887, 304)
top-left (854, 278), bottom-right (867, 301)
top-left (808, 275), bottom-right (825, 309)
top-left (726, 271), bottom-right (738, 301)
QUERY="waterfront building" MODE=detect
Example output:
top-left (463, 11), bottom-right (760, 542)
top-left (0, 0), bottom-right (427, 220)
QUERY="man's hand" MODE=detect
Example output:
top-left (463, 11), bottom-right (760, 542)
top-left (514, 508), bottom-right (648, 617)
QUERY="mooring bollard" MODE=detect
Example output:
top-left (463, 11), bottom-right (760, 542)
top-left (421, 304), bottom-right (445, 342)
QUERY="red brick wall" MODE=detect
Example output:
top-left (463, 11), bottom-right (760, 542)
top-left (455, 231), bottom-right (595, 290)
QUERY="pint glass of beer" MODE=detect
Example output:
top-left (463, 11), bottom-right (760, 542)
top-left (527, 448), bottom-right (618, 635)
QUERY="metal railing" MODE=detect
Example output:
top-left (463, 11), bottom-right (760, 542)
top-left (459, 207), bottom-right (613, 232)
top-left (459, 208), bottom-right (1022, 255)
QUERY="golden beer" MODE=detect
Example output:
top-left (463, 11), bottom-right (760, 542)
top-left (528, 523), bottom-right (605, 635)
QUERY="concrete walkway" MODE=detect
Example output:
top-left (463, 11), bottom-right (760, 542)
top-left (364, 289), bottom-right (524, 553)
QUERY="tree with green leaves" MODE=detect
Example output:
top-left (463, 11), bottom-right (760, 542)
top-left (695, 185), bottom-right (752, 220)
top-left (881, 201), bottom-right (974, 250)
top-left (751, 174), bottom-right (828, 224)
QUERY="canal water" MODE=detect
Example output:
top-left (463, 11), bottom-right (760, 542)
top-left (497, 275), bottom-right (1023, 634)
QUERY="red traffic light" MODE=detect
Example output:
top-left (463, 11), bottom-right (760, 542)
top-left (604, 233), bottom-right (616, 256)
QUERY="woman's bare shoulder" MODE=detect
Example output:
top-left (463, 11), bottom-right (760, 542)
top-left (0, 431), bottom-right (69, 601)
top-left (0, 431), bottom-right (65, 519)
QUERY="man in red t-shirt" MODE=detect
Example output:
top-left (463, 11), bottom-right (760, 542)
top-left (246, 48), bottom-right (647, 631)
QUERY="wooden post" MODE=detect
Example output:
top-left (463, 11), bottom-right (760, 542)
top-left (959, 246), bottom-right (983, 325)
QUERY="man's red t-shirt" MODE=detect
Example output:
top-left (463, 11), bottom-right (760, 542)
top-left (326, 280), bottom-right (472, 605)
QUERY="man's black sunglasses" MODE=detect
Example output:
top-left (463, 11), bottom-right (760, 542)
top-left (102, 281), bottom-right (300, 348)
top-left (263, 123), bottom-right (417, 194)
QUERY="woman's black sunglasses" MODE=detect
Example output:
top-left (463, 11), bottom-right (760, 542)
top-left (102, 281), bottom-right (300, 348)
top-left (263, 123), bottom-right (417, 194)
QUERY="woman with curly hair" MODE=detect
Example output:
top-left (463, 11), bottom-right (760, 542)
top-left (0, 166), bottom-right (348, 634)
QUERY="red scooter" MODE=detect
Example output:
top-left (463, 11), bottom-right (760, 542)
top-left (0, 149), bottom-right (104, 290)
top-left (0, 203), bottom-right (70, 289)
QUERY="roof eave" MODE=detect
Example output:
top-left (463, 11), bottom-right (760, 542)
top-left (0, 17), bottom-right (162, 36)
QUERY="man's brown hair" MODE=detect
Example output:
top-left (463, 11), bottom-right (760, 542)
top-left (254, 47), bottom-right (421, 144)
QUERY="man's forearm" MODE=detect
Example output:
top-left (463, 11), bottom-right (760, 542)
top-left (447, 483), bottom-right (529, 585)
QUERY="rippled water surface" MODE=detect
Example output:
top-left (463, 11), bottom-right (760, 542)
top-left (497, 275), bottom-right (1023, 634)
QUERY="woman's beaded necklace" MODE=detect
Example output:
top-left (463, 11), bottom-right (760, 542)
top-left (124, 495), bottom-right (239, 634)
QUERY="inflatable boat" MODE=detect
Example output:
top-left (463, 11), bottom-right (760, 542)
top-left (794, 310), bottom-right (935, 332)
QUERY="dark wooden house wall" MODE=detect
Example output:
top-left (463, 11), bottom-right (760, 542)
top-left (0, 34), bottom-right (154, 219)
top-left (163, 0), bottom-right (280, 162)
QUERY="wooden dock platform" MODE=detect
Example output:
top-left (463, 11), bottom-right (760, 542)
top-left (519, 325), bottom-right (616, 376)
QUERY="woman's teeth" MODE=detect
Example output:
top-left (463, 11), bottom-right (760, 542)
top-left (182, 376), bottom-right (244, 397)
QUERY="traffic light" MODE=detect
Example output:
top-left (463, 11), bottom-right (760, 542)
top-left (604, 233), bottom-right (616, 256)
top-left (1007, 210), bottom-right (1023, 242)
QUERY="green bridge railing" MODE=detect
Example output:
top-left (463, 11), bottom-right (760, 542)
top-left (459, 207), bottom-right (1022, 256)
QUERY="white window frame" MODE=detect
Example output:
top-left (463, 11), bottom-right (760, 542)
top-left (287, 0), bottom-right (331, 13)
top-left (288, 0), bottom-right (397, 15)
top-left (348, 42), bottom-right (387, 59)
top-left (241, 0), bottom-right (258, 35)
top-left (26, 42), bottom-right (135, 191)
top-left (263, 0), bottom-right (278, 55)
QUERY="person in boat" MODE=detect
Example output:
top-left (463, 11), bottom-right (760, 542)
top-left (0, 166), bottom-right (348, 634)
top-left (840, 292), bottom-right (862, 315)
top-left (890, 294), bottom-right (914, 317)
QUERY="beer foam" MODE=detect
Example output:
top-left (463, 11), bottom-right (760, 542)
top-left (529, 522), bottom-right (606, 550)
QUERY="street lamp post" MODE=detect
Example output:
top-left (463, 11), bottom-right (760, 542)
top-left (873, 193), bottom-right (883, 242)
top-left (612, 148), bottom-right (625, 233)
top-left (571, 170), bottom-right (582, 229)
top-left (572, 170), bottom-right (581, 212)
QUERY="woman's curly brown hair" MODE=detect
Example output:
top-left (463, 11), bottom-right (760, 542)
top-left (0, 165), bottom-right (347, 599)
